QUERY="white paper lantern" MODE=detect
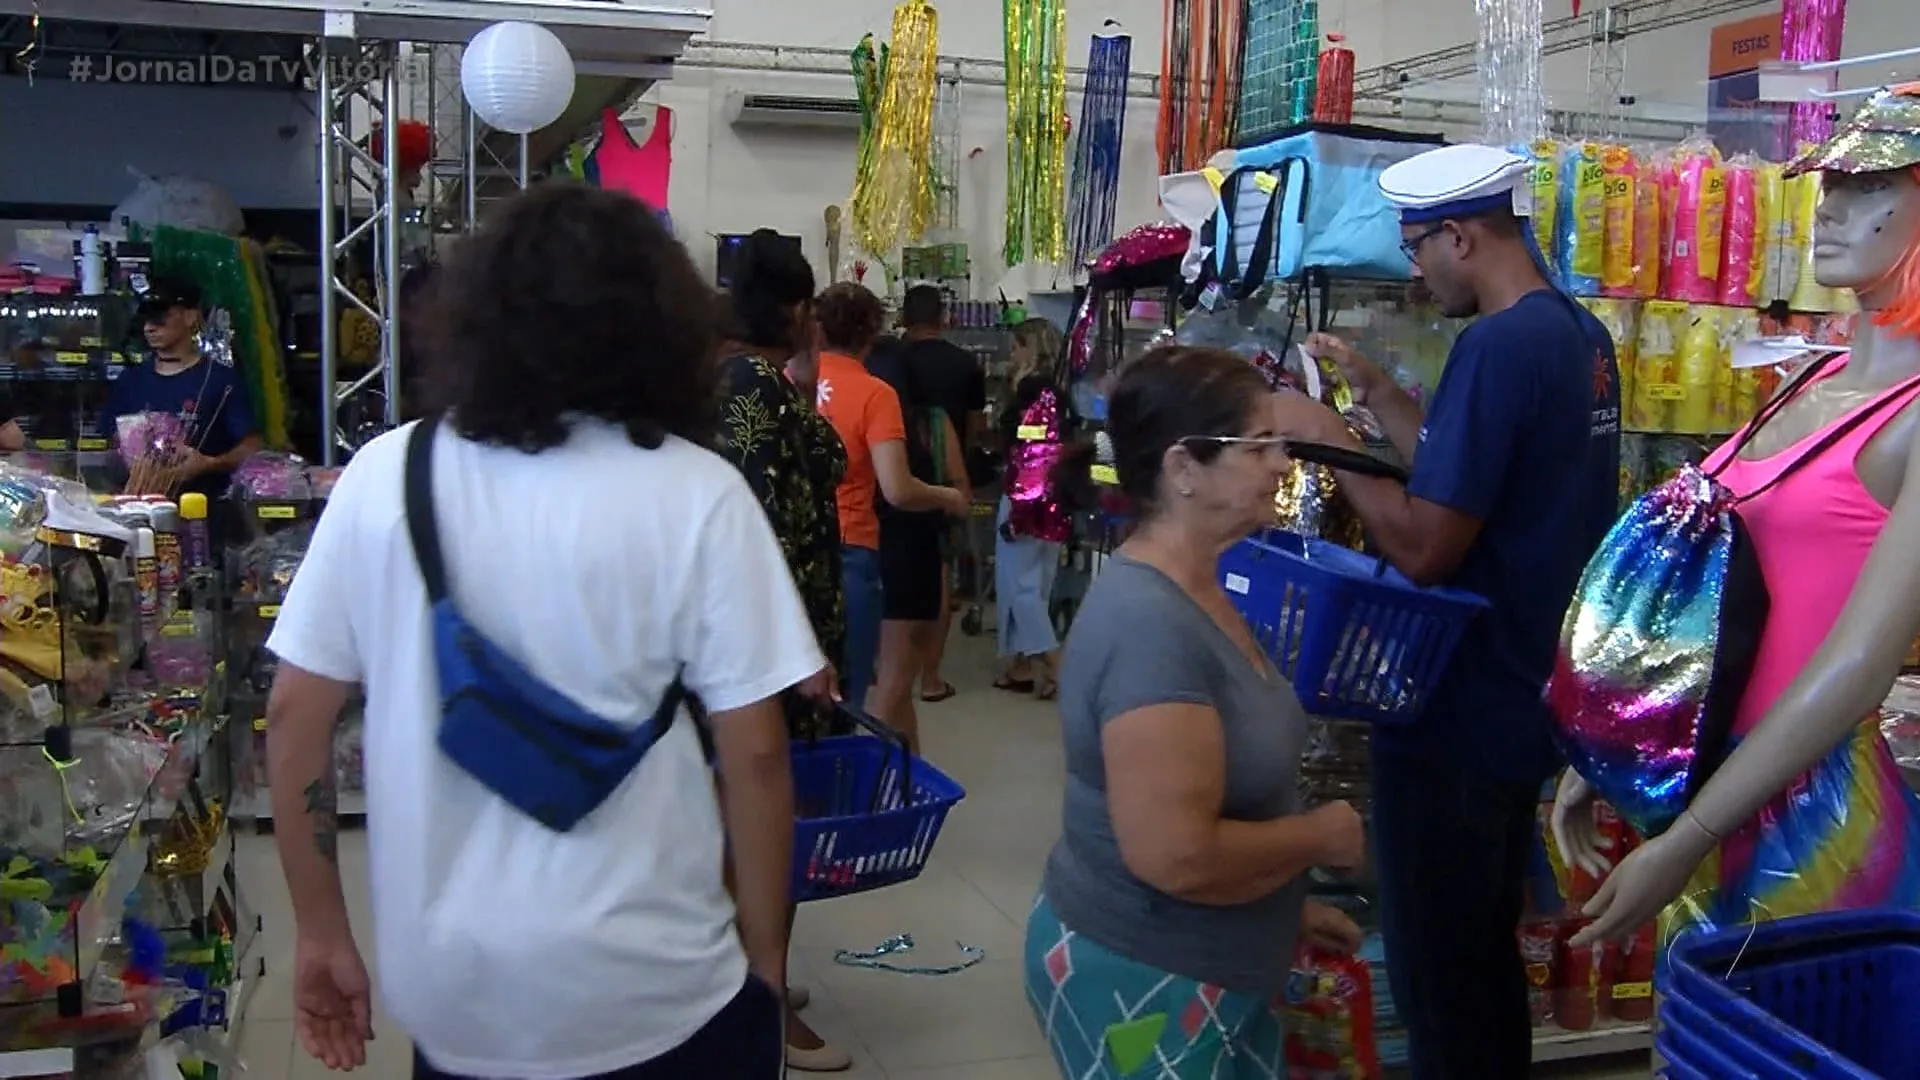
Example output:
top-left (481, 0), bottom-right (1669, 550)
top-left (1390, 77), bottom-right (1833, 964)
top-left (461, 21), bottom-right (576, 135)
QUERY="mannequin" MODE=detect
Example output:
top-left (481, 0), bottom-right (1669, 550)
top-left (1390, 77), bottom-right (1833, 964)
top-left (1562, 85), bottom-right (1920, 944)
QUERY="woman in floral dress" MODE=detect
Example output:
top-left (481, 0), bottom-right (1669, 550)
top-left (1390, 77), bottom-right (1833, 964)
top-left (712, 230), bottom-right (853, 1073)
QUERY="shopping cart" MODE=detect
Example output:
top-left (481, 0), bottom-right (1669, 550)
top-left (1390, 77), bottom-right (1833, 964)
top-left (790, 705), bottom-right (967, 903)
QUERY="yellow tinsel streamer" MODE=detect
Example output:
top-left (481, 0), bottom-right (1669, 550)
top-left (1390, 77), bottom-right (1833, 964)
top-left (850, 2), bottom-right (940, 257)
top-left (1002, 0), bottom-right (1069, 267)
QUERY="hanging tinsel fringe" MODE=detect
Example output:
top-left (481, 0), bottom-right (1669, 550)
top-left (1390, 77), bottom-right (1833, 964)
top-left (1068, 32), bottom-right (1132, 269)
top-left (1156, 0), bottom-right (1241, 173)
top-left (1003, 0), bottom-right (1069, 267)
top-left (851, 3), bottom-right (939, 257)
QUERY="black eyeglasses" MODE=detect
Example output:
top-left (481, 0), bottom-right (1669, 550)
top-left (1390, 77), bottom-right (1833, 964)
top-left (1400, 223), bottom-right (1448, 261)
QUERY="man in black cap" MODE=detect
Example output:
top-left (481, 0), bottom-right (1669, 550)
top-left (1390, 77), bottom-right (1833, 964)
top-left (101, 276), bottom-right (261, 499)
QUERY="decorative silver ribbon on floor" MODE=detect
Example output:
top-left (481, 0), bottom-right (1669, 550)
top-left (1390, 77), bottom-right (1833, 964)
top-left (833, 933), bottom-right (986, 975)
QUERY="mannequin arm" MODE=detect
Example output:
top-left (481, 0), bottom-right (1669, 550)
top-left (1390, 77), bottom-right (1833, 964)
top-left (1683, 426), bottom-right (1920, 841)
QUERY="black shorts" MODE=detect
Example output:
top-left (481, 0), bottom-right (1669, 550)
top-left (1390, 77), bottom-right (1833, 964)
top-left (880, 523), bottom-right (944, 622)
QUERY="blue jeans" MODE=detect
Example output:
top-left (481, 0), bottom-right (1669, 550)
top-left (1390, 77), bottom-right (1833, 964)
top-left (1372, 747), bottom-right (1539, 1080)
top-left (840, 545), bottom-right (882, 710)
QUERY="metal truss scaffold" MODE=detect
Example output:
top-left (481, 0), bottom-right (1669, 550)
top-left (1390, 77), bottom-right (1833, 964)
top-left (316, 35), bottom-right (403, 466)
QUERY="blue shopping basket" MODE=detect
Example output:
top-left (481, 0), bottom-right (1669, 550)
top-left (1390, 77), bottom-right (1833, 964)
top-left (1659, 909), bottom-right (1920, 1079)
top-left (1658, 997), bottom-right (1763, 1080)
top-left (1217, 530), bottom-right (1488, 722)
top-left (790, 706), bottom-right (966, 903)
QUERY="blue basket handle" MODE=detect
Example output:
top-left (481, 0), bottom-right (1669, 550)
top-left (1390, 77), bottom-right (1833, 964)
top-left (835, 704), bottom-right (916, 813)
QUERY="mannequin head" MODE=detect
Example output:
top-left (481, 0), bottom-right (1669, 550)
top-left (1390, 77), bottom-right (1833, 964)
top-left (1792, 84), bottom-right (1920, 339)
top-left (1812, 167), bottom-right (1920, 336)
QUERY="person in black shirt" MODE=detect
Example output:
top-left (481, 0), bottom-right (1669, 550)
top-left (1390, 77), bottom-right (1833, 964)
top-left (895, 285), bottom-right (984, 701)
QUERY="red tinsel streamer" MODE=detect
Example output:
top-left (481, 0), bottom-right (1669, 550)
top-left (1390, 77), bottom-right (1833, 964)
top-left (1313, 35), bottom-right (1355, 124)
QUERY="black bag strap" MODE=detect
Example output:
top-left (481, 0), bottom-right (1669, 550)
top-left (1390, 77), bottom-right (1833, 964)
top-left (1713, 352), bottom-right (1920, 504)
top-left (405, 415), bottom-right (450, 603)
top-left (1217, 167), bottom-right (1286, 298)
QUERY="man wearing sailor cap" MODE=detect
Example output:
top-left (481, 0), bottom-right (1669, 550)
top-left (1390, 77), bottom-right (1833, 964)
top-left (1274, 143), bottom-right (1622, 1079)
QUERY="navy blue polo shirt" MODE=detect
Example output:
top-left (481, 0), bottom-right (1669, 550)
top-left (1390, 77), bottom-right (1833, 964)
top-left (1381, 290), bottom-right (1621, 785)
top-left (102, 355), bottom-right (259, 499)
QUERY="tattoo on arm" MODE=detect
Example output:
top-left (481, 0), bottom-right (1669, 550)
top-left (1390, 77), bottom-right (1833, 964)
top-left (304, 776), bottom-right (340, 864)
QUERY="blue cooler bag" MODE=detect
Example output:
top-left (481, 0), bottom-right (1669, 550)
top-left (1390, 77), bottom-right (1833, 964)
top-left (1208, 123), bottom-right (1445, 290)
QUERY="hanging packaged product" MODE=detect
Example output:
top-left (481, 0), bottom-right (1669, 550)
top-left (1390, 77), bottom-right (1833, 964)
top-left (1631, 156), bottom-right (1665, 298)
top-left (1720, 308), bottom-right (1765, 429)
top-left (1671, 304), bottom-right (1724, 436)
top-left (1665, 145), bottom-right (1726, 303)
top-left (1630, 300), bottom-right (1689, 432)
top-left (1765, 170), bottom-right (1818, 306)
top-left (1716, 159), bottom-right (1765, 308)
top-left (1599, 145), bottom-right (1639, 297)
top-left (1557, 142), bottom-right (1607, 295)
top-left (1529, 139), bottom-right (1561, 270)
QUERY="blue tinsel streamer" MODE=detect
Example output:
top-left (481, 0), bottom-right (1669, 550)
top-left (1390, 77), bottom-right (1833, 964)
top-left (1067, 32), bottom-right (1131, 269)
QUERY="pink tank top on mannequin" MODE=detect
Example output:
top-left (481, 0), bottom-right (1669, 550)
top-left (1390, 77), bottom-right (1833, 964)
top-left (590, 105), bottom-right (672, 211)
top-left (1703, 357), bottom-right (1920, 736)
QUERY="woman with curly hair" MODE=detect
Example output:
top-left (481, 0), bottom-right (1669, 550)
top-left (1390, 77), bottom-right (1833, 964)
top-left (262, 185), bottom-right (819, 1079)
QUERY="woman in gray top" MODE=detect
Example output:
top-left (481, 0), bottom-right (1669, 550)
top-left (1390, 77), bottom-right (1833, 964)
top-left (1023, 347), bottom-right (1367, 1079)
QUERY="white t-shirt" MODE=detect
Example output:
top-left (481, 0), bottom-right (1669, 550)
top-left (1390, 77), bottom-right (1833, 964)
top-left (266, 418), bottom-right (824, 1079)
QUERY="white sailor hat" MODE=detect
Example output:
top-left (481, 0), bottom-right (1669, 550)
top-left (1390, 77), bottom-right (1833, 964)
top-left (1379, 143), bottom-right (1533, 225)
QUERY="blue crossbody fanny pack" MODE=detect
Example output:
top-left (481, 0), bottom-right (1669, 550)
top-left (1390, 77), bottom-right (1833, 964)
top-left (405, 416), bottom-right (694, 831)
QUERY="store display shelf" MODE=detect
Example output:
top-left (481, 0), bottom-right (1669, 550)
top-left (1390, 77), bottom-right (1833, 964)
top-left (1530, 1018), bottom-right (1653, 1062)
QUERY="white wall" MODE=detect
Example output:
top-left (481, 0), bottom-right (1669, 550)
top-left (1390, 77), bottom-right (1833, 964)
top-left (662, 0), bottom-right (1913, 296)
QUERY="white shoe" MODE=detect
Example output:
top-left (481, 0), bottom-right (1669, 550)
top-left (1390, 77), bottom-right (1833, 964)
top-left (785, 1041), bottom-right (853, 1072)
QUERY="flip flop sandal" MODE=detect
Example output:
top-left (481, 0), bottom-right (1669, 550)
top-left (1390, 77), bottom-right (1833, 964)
top-left (1034, 681), bottom-right (1058, 701)
top-left (920, 682), bottom-right (958, 703)
top-left (994, 676), bottom-right (1036, 693)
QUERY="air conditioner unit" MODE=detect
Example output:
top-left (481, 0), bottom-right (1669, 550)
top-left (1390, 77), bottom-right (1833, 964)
top-left (725, 91), bottom-right (863, 130)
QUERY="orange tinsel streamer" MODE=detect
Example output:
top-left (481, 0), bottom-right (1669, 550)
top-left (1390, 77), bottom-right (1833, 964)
top-left (1156, 0), bottom-right (1243, 174)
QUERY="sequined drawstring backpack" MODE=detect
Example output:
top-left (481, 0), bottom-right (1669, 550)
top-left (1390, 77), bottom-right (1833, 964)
top-left (1547, 352), bottom-right (1864, 839)
top-left (1005, 387), bottom-right (1072, 543)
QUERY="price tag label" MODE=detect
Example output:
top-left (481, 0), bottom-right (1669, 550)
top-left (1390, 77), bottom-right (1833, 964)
top-left (54, 351), bottom-right (90, 365)
top-left (1612, 981), bottom-right (1653, 1000)
top-left (258, 604), bottom-right (281, 619)
top-left (79, 336), bottom-right (103, 348)
top-left (256, 504), bottom-right (298, 520)
top-left (253, 717), bottom-right (267, 732)
top-left (77, 437), bottom-right (108, 451)
top-left (1015, 424), bottom-right (1048, 441)
top-left (1649, 384), bottom-right (1687, 401)
top-left (33, 438), bottom-right (66, 450)
top-left (1089, 464), bottom-right (1119, 485)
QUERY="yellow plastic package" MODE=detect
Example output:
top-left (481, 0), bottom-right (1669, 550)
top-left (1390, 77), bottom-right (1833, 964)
top-left (1632, 301), bottom-right (1689, 433)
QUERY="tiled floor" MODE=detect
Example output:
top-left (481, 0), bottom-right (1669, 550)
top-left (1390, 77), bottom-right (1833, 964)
top-left (230, 633), bottom-right (1651, 1079)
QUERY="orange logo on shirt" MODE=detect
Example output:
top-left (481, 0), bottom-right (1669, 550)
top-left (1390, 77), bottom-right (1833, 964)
top-left (1592, 350), bottom-right (1613, 400)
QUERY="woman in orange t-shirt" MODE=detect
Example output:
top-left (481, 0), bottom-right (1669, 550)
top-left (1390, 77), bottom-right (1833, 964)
top-left (811, 284), bottom-right (968, 724)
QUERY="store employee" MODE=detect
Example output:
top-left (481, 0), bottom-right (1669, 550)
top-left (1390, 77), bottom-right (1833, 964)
top-left (101, 277), bottom-right (261, 498)
top-left (1272, 144), bottom-right (1621, 1080)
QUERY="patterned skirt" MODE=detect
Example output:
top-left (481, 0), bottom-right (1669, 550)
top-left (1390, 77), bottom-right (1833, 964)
top-left (1023, 895), bottom-right (1288, 1079)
